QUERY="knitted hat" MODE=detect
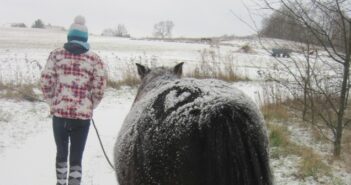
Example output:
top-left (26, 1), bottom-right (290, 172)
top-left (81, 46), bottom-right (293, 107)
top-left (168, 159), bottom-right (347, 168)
top-left (67, 16), bottom-right (89, 50)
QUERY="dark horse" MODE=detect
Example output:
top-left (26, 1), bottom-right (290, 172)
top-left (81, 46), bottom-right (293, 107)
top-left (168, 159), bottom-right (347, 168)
top-left (114, 63), bottom-right (272, 185)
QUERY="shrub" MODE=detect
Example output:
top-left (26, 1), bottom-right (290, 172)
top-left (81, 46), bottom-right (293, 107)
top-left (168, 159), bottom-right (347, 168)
top-left (297, 148), bottom-right (331, 179)
top-left (240, 44), bottom-right (253, 53)
top-left (268, 124), bottom-right (290, 147)
top-left (32, 19), bottom-right (45, 29)
top-left (186, 49), bottom-right (249, 82)
top-left (0, 83), bottom-right (40, 102)
top-left (11, 23), bottom-right (27, 28)
top-left (107, 62), bottom-right (140, 89)
top-left (261, 103), bottom-right (289, 121)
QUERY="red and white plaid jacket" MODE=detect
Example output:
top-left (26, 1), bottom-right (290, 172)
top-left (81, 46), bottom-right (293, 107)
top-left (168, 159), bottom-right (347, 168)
top-left (40, 48), bottom-right (107, 120)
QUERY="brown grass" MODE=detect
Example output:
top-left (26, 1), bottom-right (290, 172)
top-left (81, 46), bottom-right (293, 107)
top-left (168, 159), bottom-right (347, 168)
top-left (186, 48), bottom-right (249, 82)
top-left (267, 123), bottom-right (331, 180)
top-left (107, 62), bottom-right (140, 89)
top-left (0, 83), bottom-right (40, 102)
top-left (261, 103), bottom-right (289, 121)
top-left (297, 147), bottom-right (331, 179)
top-left (268, 123), bottom-right (292, 158)
top-left (188, 63), bottom-right (248, 82)
top-left (341, 129), bottom-right (351, 172)
top-left (107, 78), bottom-right (140, 89)
top-left (310, 126), bottom-right (330, 144)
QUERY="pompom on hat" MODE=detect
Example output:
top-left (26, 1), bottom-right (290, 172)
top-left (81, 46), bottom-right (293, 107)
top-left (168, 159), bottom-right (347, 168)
top-left (66, 15), bottom-right (90, 51)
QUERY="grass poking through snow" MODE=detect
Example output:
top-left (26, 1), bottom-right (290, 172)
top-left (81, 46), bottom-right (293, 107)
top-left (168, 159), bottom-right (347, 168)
top-left (267, 122), bottom-right (331, 181)
top-left (0, 82), bottom-right (41, 102)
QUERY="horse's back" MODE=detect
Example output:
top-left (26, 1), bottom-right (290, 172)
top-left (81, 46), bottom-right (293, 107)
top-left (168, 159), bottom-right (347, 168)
top-left (115, 79), bottom-right (272, 185)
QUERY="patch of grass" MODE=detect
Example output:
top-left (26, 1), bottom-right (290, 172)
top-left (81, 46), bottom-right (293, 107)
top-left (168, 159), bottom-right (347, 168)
top-left (107, 62), bottom-right (140, 89)
top-left (261, 103), bottom-right (289, 121)
top-left (267, 123), bottom-right (331, 180)
top-left (267, 123), bottom-right (296, 158)
top-left (107, 80), bottom-right (121, 89)
top-left (268, 124), bottom-right (290, 148)
top-left (297, 148), bottom-right (331, 179)
top-left (186, 49), bottom-right (249, 82)
top-left (259, 83), bottom-right (290, 121)
top-left (216, 62), bottom-right (250, 82)
top-left (107, 78), bottom-right (140, 89)
top-left (188, 65), bottom-right (248, 82)
top-left (119, 74), bottom-right (140, 87)
top-left (239, 43), bottom-right (254, 53)
top-left (0, 83), bottom-right (40, 102)
top-left (331, 177), bottom-right (347, 185)
top-left (310, 127), bottom-right (330, 144)
top-left (341, 129), bottom-right (351, 172)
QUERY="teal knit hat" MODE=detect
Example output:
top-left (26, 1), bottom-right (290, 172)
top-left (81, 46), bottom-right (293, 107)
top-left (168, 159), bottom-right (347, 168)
top-left (67, 16), bottom-right (90, 50)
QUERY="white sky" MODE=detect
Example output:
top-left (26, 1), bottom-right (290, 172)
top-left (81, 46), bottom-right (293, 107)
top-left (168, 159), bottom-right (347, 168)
top-left (0, 0), bottom-right (264, 37)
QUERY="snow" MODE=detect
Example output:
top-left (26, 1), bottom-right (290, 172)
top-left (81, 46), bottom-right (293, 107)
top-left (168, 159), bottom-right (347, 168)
top-left (0, 27), bottom-right (350, 185)
top-left (164, 90), bottom-right (191, 111)
top-left (271, 155), bottom-right (301, 185)
top-left (0, 27), bottom-right (281, 84)
top-left (0, 87), bottom-right (135, 185)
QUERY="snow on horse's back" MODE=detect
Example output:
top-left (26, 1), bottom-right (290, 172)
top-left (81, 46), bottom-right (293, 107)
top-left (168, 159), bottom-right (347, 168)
top-left (114, 63), bottom-right (273, 185)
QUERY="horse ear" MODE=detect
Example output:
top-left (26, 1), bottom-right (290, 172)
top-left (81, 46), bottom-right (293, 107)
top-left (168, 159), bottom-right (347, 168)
top-left (136, 63), bottom-right (150, 79)
top-left (173, 62), bottom-right (184, 77)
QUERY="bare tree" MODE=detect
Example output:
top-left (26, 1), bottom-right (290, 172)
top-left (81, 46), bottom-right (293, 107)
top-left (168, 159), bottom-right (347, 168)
top-left (261, 6), bottom-right (308, 42)
top-left (153, 20), bottom-right (174, 39)
top-left (32, 19), bottom-right (45, 29)
top-left (102, 24), bottom-right (130, 38)
top-left (257, 0), bottom-right (351, 157)
top-left (116, 24), bottom-right (129, 37)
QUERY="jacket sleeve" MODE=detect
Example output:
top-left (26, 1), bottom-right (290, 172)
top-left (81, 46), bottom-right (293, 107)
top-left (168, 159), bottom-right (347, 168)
top-left (92, 57), bottom-right (108, 109)
top-left (40, 52), bottom-right (57, 106)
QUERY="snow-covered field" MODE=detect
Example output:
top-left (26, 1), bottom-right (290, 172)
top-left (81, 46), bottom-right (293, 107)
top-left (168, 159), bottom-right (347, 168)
top-left (0, 27), bottom-right (282, 84)
top-left (0, 27), bottom-right (350, 185)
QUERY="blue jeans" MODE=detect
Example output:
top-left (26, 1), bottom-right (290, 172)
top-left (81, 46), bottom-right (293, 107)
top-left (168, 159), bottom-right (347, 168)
top-left (53, 116), bottom-right (90, 166)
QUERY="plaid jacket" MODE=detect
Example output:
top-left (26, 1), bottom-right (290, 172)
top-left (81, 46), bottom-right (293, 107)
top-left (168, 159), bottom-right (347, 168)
top-left (40, 48), bottom-right (107, 120)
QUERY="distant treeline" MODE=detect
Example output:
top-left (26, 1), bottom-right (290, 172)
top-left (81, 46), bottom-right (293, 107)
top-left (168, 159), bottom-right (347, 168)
top-left (260, 5), bottom-right (349, 49)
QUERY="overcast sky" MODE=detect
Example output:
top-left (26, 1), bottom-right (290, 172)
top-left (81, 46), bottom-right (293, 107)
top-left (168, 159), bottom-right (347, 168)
top-left (0, 0), bottom-right (264, 37)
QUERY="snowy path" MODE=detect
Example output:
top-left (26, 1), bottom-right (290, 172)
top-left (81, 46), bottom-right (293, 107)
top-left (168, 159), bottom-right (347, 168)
top-left (0, 88), bottom-right (135, 185)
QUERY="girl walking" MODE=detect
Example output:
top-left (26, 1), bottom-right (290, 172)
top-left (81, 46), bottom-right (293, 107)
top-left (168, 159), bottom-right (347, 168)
top-left (40, 15), bottom-right (107, 185)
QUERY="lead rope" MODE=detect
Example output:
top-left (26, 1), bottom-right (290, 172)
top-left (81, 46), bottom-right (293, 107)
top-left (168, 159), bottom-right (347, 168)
top-left (7, 88), bottom-right (116, 170)
top-left (91, 119), bottom-right (116, 171)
